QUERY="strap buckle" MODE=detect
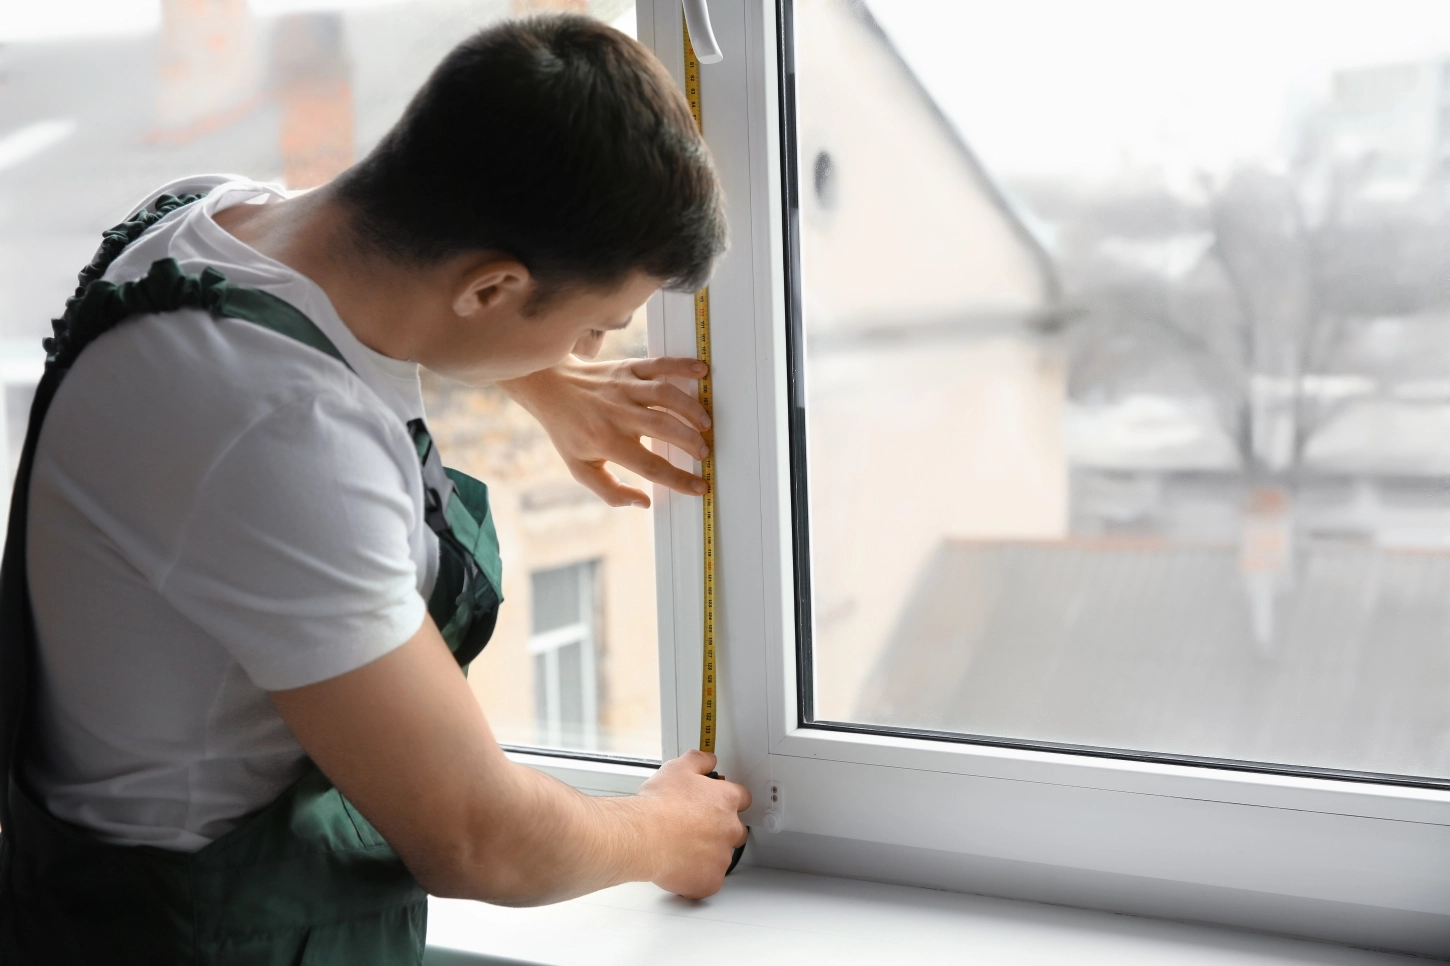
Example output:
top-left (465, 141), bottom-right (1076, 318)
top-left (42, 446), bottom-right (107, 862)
top-left (410, 420), bottom-right (456, 534)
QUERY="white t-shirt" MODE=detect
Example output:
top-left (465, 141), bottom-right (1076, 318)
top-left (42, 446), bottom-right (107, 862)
top-left (25, 176), bottom-right (439, 851)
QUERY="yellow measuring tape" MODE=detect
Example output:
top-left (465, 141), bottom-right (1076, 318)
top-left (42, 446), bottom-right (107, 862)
top-left (683, 20), bottom-right (718, 756)
top-left (684, 18), bottom-right (747, 876)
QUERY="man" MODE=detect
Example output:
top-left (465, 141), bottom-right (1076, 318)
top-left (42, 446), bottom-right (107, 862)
top-left (0, 14), bottom-right (749, 964)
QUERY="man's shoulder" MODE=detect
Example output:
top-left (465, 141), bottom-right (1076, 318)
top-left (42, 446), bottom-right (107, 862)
top-left (31, 308), bottom-right (419, 576)
top-left (87, 304), bottom-right (388, 420)
top-left (122, 173), bottom-right (252, 219)
top-left (44, 174), bottom-right (413, 476)
top-left (42, 307), bottom-right (406, 487)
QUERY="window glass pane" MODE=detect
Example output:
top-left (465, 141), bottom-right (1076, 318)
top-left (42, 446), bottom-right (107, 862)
top-left (4, 0), bottom-right (659, 760)
top-left (790, 0), bottom-right (1450, 781)
top-left (532, 563), bottom-right (584, 634)
top-left (556, 640), bottom-right (586, 742)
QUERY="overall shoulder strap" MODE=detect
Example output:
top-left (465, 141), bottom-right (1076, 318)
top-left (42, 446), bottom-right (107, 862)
top-left (46, 192), bottom-right (202, 361)
top-left (47, 257), bottom-right (348, 372)
top-left (45, 190), bottom-right (347, 373)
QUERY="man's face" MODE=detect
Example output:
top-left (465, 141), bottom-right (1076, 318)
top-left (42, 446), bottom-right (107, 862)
top-left (423, 270), bottom-right (661, 384)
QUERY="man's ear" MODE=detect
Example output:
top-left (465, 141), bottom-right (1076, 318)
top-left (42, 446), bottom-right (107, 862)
top-left (453, 259), bottom-right (533, 318)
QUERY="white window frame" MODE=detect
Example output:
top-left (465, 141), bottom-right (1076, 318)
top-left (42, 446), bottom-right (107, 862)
top-left (527, 561), bottom-right (600, 751)
top-left (517, 2), bottom-right (1450, 956)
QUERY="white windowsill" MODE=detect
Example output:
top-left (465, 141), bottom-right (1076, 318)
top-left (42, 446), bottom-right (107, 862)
top-left (423, 868), bottom-right (1417, 966)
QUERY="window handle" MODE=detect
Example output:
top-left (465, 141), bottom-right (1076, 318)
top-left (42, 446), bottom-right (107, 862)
top-left (682, 0), bottom-right (723, 63)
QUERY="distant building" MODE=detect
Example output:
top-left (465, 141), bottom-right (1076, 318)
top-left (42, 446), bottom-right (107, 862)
top-left (793, 0), bottom-right (1066, 720)
top-left (423, 344), bottom-right (663, 758)
top-left (792, 9), bottom-right (1450, 749)
top-left (153, 0), bottom-right (261, 142)
top-left (1066, 308), bottom-right (1450, 556)
top-left (1322, 59), bottom-right (1450, 198)
top-left (271, 12), bottom-right (354, 190)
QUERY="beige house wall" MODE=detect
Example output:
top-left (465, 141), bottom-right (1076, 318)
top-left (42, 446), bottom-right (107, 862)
top-left (793, 0), bottom-right (1052, 332)
top-left (422, 319), bottom-right (661, 759)
top-left (807, 336), bottom-right (1068, 721)
top-left (792, 0), bottom-right (1068, 720)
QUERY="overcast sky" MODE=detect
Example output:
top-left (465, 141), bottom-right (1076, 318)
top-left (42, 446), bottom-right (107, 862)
top-left (0, 0), bottom-right (404, 43)
top-left (869, 0), bottom-right (1450, 185)
top-left (9, 0), bottom-right (1450, 186)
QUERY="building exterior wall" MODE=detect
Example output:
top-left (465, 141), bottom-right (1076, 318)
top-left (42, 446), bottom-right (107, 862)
top-left (793, 0), bottom-right (1054, 333)
top-left (792, 0), bottom-right (1066, 720)
top-left (421, 329), bottom-right (661, 758)
top-left (808, 334), bottom-right (1068, 721)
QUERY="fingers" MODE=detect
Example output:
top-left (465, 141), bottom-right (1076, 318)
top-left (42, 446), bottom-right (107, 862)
top-left (632, 356), bottom-right (707, 381)
top-left (631, 380), bottom-right (712, 434)
top-left (567, 460), bottom-right (651, 509)
top-left (706, 772), bottom-right (753, 811)
top-left (637, 407), bottom-right (708, 459)
top-left (678, 748), bottom-right (717, 775)
top-left (609, 444), bottom-right (707, 496)
top-left (670, 751), bottom-right (750, 810)
top-left (572, 442), bottom-right (707, 505)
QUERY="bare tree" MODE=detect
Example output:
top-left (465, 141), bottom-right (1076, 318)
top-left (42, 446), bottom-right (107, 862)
top-left (1050, 143), bottom-right (1446, 481)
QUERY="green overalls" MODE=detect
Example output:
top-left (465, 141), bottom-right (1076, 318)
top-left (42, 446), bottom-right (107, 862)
top-left (0, 193), bottom-right (504, 964)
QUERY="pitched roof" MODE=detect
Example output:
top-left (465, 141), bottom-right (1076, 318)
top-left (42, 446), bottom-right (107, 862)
top-left (851, 538), bottom-right (1450, 780)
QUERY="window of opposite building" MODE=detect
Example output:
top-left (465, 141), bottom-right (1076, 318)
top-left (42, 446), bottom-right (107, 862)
top-left (529, 561), bottom-right (600, 751)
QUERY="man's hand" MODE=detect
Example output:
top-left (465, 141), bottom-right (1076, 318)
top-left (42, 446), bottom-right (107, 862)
top-left (636, 750), bottom-right (751, 899)
top-left (498, 356), bottom-right (711, 508)
top-left (270, 619), bottom-right (752, 906)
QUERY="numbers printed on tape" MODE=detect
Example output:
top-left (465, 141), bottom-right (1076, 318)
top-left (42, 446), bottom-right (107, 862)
top-left (685, 21), bottom-right (718, 755)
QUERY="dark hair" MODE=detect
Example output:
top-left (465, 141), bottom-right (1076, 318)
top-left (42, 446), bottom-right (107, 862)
top-left (333, 14), bottom-right (726, 293)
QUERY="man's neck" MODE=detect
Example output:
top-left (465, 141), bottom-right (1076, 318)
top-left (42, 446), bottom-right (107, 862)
top-left (212, 187), bottom-right (435, 363)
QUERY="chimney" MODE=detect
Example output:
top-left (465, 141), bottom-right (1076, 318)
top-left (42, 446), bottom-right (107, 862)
top-left (271, 13), bottom-right (353, 190)
top-left (155, 0), bottom-right (261, 142)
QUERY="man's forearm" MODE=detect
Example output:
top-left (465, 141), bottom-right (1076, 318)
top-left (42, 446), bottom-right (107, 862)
top-left (441, 760), bottom-right (659, 906)
top-left (272, 624), bottom-right (746, 906)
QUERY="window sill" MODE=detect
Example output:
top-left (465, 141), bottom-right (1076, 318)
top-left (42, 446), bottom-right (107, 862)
top-left (422, 868), bottom-right (1415, 966)
top-left (502, 749), bottom-right (653, 796)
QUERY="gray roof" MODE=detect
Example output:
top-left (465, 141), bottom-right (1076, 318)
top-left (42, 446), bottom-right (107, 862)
top-left (853, 538), bottom-right (1450, 781)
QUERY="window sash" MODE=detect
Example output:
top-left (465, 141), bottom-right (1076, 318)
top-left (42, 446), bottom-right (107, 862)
top-left (617, 1), bottom-right (1450, 954)
top-left (527, 622), bottom-right (590, 655)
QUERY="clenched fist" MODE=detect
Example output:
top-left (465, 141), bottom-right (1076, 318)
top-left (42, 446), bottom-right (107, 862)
top-left (635, 750), bottom-right (751, 899)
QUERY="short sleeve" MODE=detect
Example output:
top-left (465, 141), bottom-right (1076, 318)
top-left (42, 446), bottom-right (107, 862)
top-left (157, 392), bottom-right (428, 691)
